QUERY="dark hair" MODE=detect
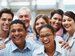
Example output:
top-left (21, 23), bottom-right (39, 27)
top-left (50, 9), bottom-right (64, 18)
top-left (10, 19), bottom-right (26, 30)
top-left (39, 24), bottom-right (55, 35)
top-left (0, 8), bottom-right (14, 18)
top-left (33, 14), bottom-right (49, 35)
top-left (64, 11), bottom-right (75, 21)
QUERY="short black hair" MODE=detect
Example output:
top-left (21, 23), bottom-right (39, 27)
top-left (39, 24), bottom-right (55, 35)
top-left (10, 19), bottom-right (26, 30)
top-left (64, 11), bottom-right (75, 21)
top-left (50, 9), bottom-right (64, 19)
top-left (0, 8), bottom-right (14, 18)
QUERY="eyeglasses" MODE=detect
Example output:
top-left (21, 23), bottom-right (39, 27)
top-left (40, 34), bottom-right (53, 38)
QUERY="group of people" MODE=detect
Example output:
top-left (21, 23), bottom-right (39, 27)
top-left (0, 7), bottom-right (75, 56)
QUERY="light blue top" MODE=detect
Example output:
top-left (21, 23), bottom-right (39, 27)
top-left (64, 32), bottom-right (75, 56)
top-left (0, 36), bottom-right (10, 44)
top-left (27, 26), bottom-right (33, 33)
top-left (33, 36), bottom-right (66, 56)
top-left (0, 40), bottom-right (40, 56)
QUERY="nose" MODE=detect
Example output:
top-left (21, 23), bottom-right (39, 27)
top-left (5, 20), bottom-right (9, 25)
top-left (15, 31), bottom-right (19, 36)
top-left (43, 37), bottom-right (48, 42)
top-left (56, 20), bottom-right (59, 23)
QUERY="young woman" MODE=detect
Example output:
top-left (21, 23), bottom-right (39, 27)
top-left (33, 14), bottom-right (50, 44)
top-left (33, 24), bottom-right (66, 56)
top-left (62, 11), bottom-right (75, 56)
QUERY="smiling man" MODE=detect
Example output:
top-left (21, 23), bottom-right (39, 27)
top-left (0, 19), bottom-right (41, 56)
top-left (0, 8), bottom-right (14, 49)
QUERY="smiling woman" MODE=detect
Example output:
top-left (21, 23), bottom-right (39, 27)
top-left (62, 11), bottom-right (75, 56)
top-left (33, 24), bottom-right (67, 56)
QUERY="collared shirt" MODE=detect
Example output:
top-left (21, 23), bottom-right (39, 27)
top-left (65, 32), bottom-right (75, 56)
top-left (0, 40), bottom-right (39, 56)
top-left (33, 36), bottom-right (66, 56)
top-left (27, 26), bottom-right (33, 33)
top-left (0, 37), bottom-right (10, 44)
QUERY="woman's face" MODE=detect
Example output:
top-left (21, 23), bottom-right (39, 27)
top-left (35, 18), bottom-right (47, 34)
top-left (62, 15), bottom-right (75, 32)
top-left (39, 27), bottom-right (55, 48)
top-left (50, 13), bottom-right (62, 31)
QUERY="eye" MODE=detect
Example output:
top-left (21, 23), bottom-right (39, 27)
top-left (2, 18), bottom-right (6, 21)
top-left (53, 18), bottom-right (57, 20)
top-left (19, 15), bottom-right (23, 18)
top-left (62, 19), bottom-right (66, 22)
top-left (10, 29), bottom-right (15, 33)
top-left (24, 15), bottom-right (29, 18)
top-left (59, 19), bottom-right (62, 21)
top-left (41, 22), bottom-right (46, 25)
top-left (68, 19), bottom-right (72, 21)
top-left (18, 29), bottom-right (23, 32)
top-left (35, 23), bottom-right (39, 25)
top-left (8, 19), bottom-right (12, 22)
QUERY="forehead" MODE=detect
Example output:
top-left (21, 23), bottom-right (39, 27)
top-left (63, 15), bottom-right (71, 19)
top-left (1, 13), bottom-right (12, 18)
top-left (10, 23), bottom-right (24, 29)
top-left (19, 10), bottom-right (29, 15)
top-left (52, 13), bottom-right (62, 19)
top-left (36, 18), bottom-right (47, 23)
top-left (40, 27), bottom-right (52, 34)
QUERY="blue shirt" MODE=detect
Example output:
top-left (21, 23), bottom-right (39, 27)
top-left (0, 40), bottom-right (38, 56)
top-left (27, 26), bottom-right (33, 33)
top-left (64, 32), bottom-right (75, 56)
top-left (33, 36), bottom-right (66, 56)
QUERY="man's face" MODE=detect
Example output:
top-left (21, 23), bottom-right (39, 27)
top-left (9, 23), bottom-right (27, 45)
top-left (18, 10), bottom-right (31, 28)
top-left (0, 13), bottom-right (13, 32)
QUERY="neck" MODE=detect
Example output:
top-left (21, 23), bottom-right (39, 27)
top-left (68, 30), bottom-right (74, 37)
top-left (16, 41), bottom-right (25, 50)
top-left (0, 30), bottom-right (8, 40)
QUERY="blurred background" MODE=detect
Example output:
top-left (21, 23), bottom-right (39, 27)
top-left (0, 0), bottom-right (75, 25)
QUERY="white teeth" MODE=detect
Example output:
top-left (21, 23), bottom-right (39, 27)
top-left (44, 41), bottom-right (50, 44)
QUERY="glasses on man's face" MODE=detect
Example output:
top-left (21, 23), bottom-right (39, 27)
top-left (19, 15), bottom-right (29, 18)
top-left (40, 33), bottom-right (53, 38)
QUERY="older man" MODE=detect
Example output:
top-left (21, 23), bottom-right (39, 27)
top-left (16, 7), bottom-right (33, 33)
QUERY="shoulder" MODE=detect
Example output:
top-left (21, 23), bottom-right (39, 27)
top-left (32, 45), bottom-right (45, 56)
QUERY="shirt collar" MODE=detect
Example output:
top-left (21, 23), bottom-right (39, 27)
top-left (0, 36), bottom-right (10, 44)
top-left (27, 26), bottom-right (33, 33)
top-left (11, 40), bottom-right (32, 52)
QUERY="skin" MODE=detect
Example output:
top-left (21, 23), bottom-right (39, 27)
top-left (35, 18), bottom-right (47, 34)
top-left (62, 15), bottom-right (75, 37)
top-left (0, 13), bottom-right (13, 49)
top-left (39, 27), bottom-right (55, 56)
top-left (50, 13), bottom-right (62, 31)
top-left (0, 13), bottom-right (13, 32)
top-left (9, 23), bottom-right (27, 50)
top-left (18, 10), bottom-right (31, 28)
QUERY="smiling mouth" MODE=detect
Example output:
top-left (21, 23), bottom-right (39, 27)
top-left (43, 40), bottom-right (50, 44)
